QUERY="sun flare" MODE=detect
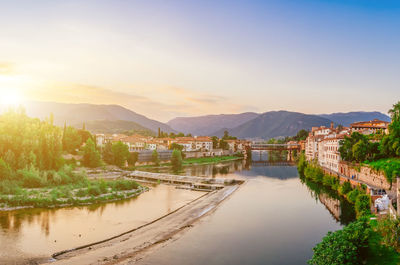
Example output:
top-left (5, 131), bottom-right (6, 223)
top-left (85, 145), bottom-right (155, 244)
top-left (0, 90), bottom-right (22, 107)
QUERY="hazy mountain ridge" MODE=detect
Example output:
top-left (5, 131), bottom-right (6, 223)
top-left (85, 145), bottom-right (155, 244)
top-left (77, 120), bottom-right (155, 135)
top-left (212, 111), bottom-right (333, 139)
top-left (168, 110), bottom-right (390, 139)
top-left (318, 111), bottom-right (390, 127)
top-left (167, 112), bottom-right (259, 135)
top-left (22, 101), bottom-right (175, 133)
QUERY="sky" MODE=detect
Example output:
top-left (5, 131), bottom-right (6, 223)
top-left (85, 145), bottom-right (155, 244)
top-left (0, 0), bottom-right (399, 122)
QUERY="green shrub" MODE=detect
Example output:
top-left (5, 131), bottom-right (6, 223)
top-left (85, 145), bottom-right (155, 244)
top-left (87, 185), bottom-right (101, 196)
top-left (76, 189), bottom-right (88, 197)
top-left (355, 194), bottom-right (371, 217)
top-left (339, 181), bottom-right (353, 195)
top-left (309, 218), bottom-right (370, 265)
top-left (347, 189), bottom-right (361, 204)
top-left (18, 168), bottom-right (44, 188)
top-left (0, 180), bottom-right (19, 194)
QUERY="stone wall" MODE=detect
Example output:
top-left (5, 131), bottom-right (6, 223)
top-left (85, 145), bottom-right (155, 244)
top-left (339, 161), bottom-right (393, 191)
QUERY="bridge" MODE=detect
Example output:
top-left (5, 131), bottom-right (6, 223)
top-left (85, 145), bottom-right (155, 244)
top-left (250, 143), bottom-right (301, 151)
top-left (251, 143), bottom-right (301, 162)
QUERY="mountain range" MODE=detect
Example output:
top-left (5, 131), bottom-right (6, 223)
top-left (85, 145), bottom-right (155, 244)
top-left (167, 110), bottom-right (391, 139)
top-left (4, 101), bottom-right (390, 140)
top-left (20, 101), bottom-right (175, 133)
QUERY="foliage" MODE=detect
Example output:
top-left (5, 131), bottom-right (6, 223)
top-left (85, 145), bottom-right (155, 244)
top-left (347, 189), bottom-right (361, 204)
top-left (355, 194), bottom-right (371, 217)
top-left (219, 139), bottom-right (229, 150)
top-left (308, 218), bottom-right (370, 265)
top-left (297, 153), bottom-right (307, 176)
top-left (339, 181), bottom-right (353, 196)
top-left (81, 138), bottom-right (102, 168)
top-left (171, 149), bottom-right (183, 172)
top-left (152, 149), bottom-right (160, 166)
top-left (222, 130), bottom-right (237, 140)
top-left (62, 125), bottom-right (82, 154)
top-left (111, 141), bottom-right (130, 167)
top-left (102, 141), bottom-right (114, 164)
top-left (0, 108), bottom-right (62, 171)
top-left (170, 143), bottom-right (184, 151)
top-left (364, 158), bottom-right (400, 185)
top-left (380, 101), bottom-right (400, 157)
top-left (339, 132), bottom-right (381, 163)
top-left (127, 152), bottom-right (139, 166)
top-left (211, 136), bottom-right (219, 149)
top-left (376, 216), bottom-right (400, 250)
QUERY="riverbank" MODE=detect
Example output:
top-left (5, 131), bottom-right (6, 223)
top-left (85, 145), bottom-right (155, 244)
top-left (135, 155), bottom-right (243, 170)
top-left (0, 178), bottom-right (144, 211)
top-left (299, 155), bottom-right (400, 264)
top-left (43, 185), bottom-right (241, 265)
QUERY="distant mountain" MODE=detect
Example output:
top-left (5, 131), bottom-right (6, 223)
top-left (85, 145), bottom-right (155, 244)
top-left (78, 120), bottom-right (155, 135)
top-left (318, 111), bottom-right (391, 127)
top-left (22, 101), bottom-right (175, 133)
top-left (212, 111), bottom-right (333, 139)
top-left (167, 112), bottom-right (259, 135)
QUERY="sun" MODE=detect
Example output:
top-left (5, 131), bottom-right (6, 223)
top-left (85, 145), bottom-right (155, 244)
top-left (0, 90), bottom-right (22, 107)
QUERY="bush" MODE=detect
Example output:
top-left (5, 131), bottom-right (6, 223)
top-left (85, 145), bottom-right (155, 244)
top-left (347, 189), bottom-right (361, 204)
top-left (17, 168), bottom-right (44, 188)
top-left (309, 218), bottom-right (370, 265)
top-left (355, 194), bottom-right (371, 217)
top-left (87, 185), bottom-right (101, 196)
top-left (0, 180), bottom-right (19, 194)
top-left (339, 181), bottom-right (353, 195)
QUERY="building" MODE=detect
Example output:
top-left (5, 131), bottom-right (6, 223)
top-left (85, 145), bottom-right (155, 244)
top-left (351, 119), bottom-right (389, 135)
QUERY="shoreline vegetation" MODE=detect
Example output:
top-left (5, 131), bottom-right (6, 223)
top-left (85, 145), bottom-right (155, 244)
top-left (298, 154), bottom-right (400, 264)
top-left (135, 155), bottom-right (243, 170)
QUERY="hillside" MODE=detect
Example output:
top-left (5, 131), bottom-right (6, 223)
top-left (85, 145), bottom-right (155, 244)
top-left (22, 101), bottom-right (175, 133)
top-left (167, 112), bottom-right (259, 135)
top-left (213, 111), bottom-right (333, 139)
top-left (77, 120), bottom-right (155, 135)
top-left (318, 111), bottom-right (390, 127)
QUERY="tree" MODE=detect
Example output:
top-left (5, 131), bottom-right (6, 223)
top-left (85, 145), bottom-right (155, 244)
top-left (295, 129), bottom-right (309, 141)
top-left (211, 136), bottom-right (219, 149)
top-left (62, 126), bottom-right (82, 154)
top-left (352, 140), bottom-right (368, 162)
top-left (170, 143), bottom-right (184, 151)
top-left (127, 152), bottom-right (139, 166)
top-left (381, 101), bottom-right (400, 157)
top-left (112, 141), bottom-right (130, 167)
top-left (219, 139), bottom-right (229, 150)
top-left (102, 142), bottom-right (114, 164)
top-left (77, 129), bottom-right (92, 145)
top-left (309, 218), bottom-right (370, 265)
top-left (152, 150), bottom-right (160, 166)
top-left (0, 158), bottom-right (13, 180)
top-left (171, 149), bottom-right (182, 172)
top-left (82, 138), bottom-right (102, 168)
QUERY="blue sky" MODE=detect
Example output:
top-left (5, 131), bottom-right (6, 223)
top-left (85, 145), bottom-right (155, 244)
top-left (0, 0), bottom-right (399, 121)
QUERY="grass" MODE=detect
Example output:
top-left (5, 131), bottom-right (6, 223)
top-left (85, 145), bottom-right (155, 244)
top-left (135, 155), bottom-right (241, 169)
top-left (0, 165), bottom-right (144, 209)
top-left (182, 155), bottom-right (240, 165)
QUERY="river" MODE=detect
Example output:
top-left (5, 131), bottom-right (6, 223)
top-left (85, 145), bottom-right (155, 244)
top-left (0, 158), bottom-right (355, 264)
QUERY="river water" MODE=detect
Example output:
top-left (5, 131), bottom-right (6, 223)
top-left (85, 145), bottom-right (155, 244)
top-left (0, 185), bottom-right (204, 263)
top-left (0, 158), bottom-right (355, 264)
top-left (137, 162), bottom-right (355, 265)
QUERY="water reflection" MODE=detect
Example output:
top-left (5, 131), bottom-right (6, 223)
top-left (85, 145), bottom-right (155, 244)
top-left (300, 176), bottom-right (356, 225)
top-left (136, 165), bottom-right (346, 265)
top-left (0, 185), bottom-right (204, 263)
